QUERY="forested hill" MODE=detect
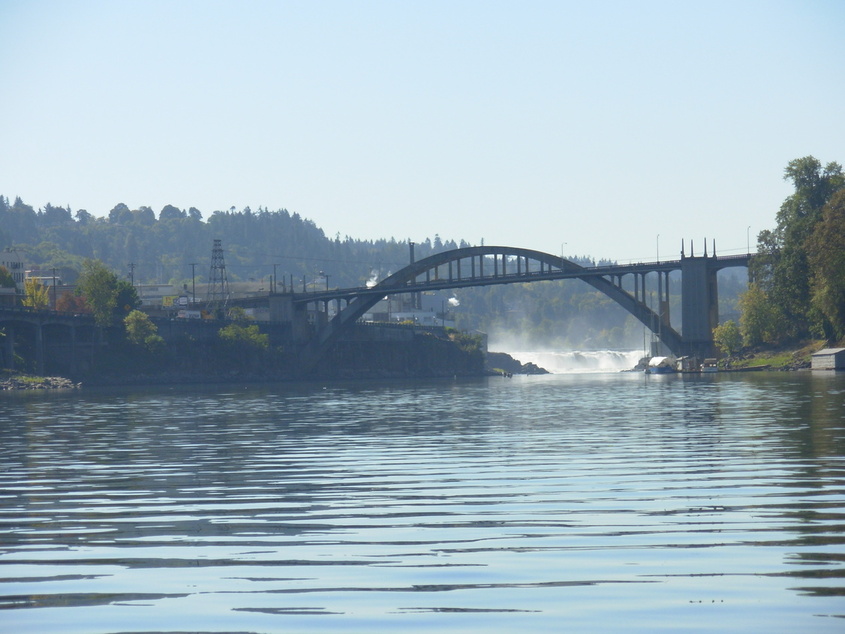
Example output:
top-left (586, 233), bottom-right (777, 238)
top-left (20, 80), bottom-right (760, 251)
top-left (0, 194), bottom-right (715, 351)
top-left (0, 196), bottom-right (479, 289)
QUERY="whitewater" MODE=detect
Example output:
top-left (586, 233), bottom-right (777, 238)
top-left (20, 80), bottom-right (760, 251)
top-left (501, 349), bottom-right (643, 373)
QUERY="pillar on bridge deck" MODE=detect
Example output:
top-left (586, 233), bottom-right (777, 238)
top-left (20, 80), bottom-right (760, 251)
top-left (681, 256), bottom-right (719, 358)
top-left (269, 294), bottom-right (294, 323)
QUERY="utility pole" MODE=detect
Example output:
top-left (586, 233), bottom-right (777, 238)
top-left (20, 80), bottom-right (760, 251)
top-left (51, 267), bottom-right (57, 309)
top-left (128, 262), bottom-right (135, 286)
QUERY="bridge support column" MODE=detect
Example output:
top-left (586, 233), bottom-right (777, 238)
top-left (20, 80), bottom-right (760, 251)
top-left (270, 294), bottom-right (312, 344)
top-left (681, 257), bottom-right (719, 358)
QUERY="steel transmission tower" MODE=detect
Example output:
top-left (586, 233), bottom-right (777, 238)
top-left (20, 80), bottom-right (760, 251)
top-left (206, 238), bottom-right (230, 314)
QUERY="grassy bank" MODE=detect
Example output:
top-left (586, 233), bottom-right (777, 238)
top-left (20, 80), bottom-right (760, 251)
top-left (728, 340), bottom-right (834, 371)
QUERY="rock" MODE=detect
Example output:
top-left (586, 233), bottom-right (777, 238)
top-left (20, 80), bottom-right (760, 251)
top-left (486, 352), bottom-right (549, 375)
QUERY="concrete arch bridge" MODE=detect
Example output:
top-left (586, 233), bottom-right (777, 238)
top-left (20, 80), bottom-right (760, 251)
top-left (291, 245), bottom-right (750, 370)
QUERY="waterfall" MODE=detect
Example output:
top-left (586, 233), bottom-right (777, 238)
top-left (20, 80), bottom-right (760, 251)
top-left (503, 349), bottom-right (643, 374)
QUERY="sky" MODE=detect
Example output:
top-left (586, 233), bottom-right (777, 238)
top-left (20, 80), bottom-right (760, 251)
top-left (1, 0), bottom-right (843, 264)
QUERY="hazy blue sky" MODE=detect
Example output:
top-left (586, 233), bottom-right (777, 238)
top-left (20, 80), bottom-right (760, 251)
top-left (1, 0), bottom-right (843, 262)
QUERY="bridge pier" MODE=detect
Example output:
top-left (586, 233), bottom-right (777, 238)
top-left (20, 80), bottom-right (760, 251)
top-left (680, 256), bottom-right (719, 358)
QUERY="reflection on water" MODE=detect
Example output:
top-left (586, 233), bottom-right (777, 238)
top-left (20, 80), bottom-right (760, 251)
top-left (1, 372), bottom-right (844, 633)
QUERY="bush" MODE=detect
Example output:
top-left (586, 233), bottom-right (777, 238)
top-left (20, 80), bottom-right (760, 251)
top-left (713, 320), bottom-right (742, 357)
top-left (218, 323), bottom-right (269, 349)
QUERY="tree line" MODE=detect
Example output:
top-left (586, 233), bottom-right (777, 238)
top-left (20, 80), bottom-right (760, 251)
top-left (714, 156), bottom-right (844, 356)
top-left (0, 197), bottom-right (472, 290)
top-left (1, 194), bottom-right (655, 349)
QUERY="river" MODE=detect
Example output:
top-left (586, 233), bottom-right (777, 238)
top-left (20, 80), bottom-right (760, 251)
top-left (1, 368), bottom-right (844, 633)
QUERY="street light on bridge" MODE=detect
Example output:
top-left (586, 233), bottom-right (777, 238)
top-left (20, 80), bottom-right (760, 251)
top-left (656, 234), bottom-right (660, 263)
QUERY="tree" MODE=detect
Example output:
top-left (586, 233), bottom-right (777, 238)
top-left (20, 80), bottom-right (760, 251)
top-left (115, 279), bottom-right (140, 318)
top-left (75, 209), bottom-right (93, 225)
top-left (806, 189), bottom-right (845, 340)
top-left (738, 282), bottom-right (782, 347)
top-left (108, 203), bottom-right (132, 224)
top-left (40, 203), bottom-right (73, 227)
top-left (22, 278), bottom-right (50, 309)
top-left (713, 320), bottom-right (742, 357)
top-left (76, 259), bottom-right (140, 326)
top-left (124, 309), bottom-right (157, 344)
top-left (124, 309), bottom-right (165, 352)
top-left (0, 266), bottom-right (15, 289)
top-left (218, 323), bottom-right (268, 349)
top-left (56, 291), bottom-right (89, 313)
top-left (751, 157), bottom-right (844, 339)
top-left (132, 206), bottom-right (156, 226)
top-left (227, 306), bottom-right (250, 322)
top-left (160, 204), bottom-right (185, 221)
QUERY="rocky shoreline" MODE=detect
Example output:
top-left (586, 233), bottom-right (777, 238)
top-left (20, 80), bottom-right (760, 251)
top-left (0, 374), bottom-right (81, 390)
top-left (486, 352), bottom-right (549, 375)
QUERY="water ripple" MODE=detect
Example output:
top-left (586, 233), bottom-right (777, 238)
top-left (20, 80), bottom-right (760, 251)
top-left (1, 372), bottom-right (844, 632)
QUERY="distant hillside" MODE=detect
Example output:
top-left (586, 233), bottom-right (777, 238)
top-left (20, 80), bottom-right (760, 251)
top-left (0, 195), bottom-right (746, 350)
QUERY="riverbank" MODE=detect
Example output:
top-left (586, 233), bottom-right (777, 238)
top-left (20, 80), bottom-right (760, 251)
top-left (0, 349), bottom-right (542, 390)
top-left (726, 340), bottom-right (833, 371)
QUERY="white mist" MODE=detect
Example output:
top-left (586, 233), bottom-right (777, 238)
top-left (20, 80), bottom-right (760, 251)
top-left (497, 349), bottom-right (642, 374)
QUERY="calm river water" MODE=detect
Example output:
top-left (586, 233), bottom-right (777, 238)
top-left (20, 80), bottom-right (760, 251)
top-left (1, 370), bottom-right (844, 633)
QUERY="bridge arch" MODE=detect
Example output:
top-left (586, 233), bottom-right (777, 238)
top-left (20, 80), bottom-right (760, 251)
top-left (303, 246), bottom-right (683, 368)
